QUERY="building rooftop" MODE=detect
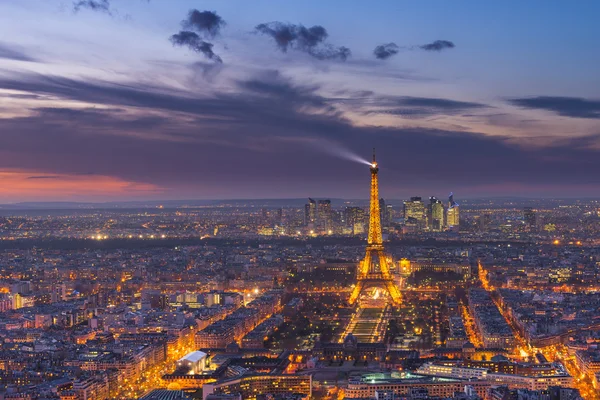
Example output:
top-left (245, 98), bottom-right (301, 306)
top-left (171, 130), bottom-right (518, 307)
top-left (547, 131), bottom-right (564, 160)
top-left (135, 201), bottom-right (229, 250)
top-left (179, 350), bottom-right (207, 363)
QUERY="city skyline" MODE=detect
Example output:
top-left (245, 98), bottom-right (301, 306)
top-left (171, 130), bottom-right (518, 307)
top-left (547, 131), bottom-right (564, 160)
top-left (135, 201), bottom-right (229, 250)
top-left (1, 1), bottom-right (600, 202)
top-left (3, 4), bottom-right (600, 398)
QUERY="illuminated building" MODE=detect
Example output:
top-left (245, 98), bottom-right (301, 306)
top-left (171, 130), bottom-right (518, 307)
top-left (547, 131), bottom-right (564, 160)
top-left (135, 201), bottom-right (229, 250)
top-left (409, 259), bottom-right (470, 276)
top-left (303, 198), bottom-right (316, 226)
top-left (379, 198), bottom-right (391, 227)
top-left (575, 350), bottom-right (600, 377)
top-left (202, 374), bottom-right (312, 400)
top-left (417, 363), bottom-right (489, 379)
top-left (428, 197), bottom-right (444, 232)
top-left (317, 199), bottom-right (332, 231)
top-left (468, 289), bottom-right (515, 349)
top-left (447, 192), bottom-right (460, 228)
top-left (10, 293), bottom-right (35, 310)
top-left (417, 362), bottom-right (573, 391)
top-left (176, 351), bottom-right (207, 374)
top-left (196, 292), bottom-right (282, 349)
top-left (344, 372), bottom-right (490, 399)
top-left (348, 150), bottom-right (402, 306)
top-left (345, 206), bottom-right (366, 235)
top-left (399, 258), bottom-right (411, 277)
top-left (447, 207), bottom-right (459, 228)
top-left (313, 333), bottom-right (387, 361)
top-left (140, 390), bottom-right (194, 400)
top-left (447, 316), bottom-right (469, 348)
top-left (485, 372), bottom-right (573, 391)
top-left (404, 197), bottom-right (426, 229)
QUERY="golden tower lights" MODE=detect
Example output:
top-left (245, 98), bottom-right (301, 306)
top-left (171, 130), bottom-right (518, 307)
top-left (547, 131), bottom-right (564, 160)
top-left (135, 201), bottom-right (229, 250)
top-left (348, 150), bottom-right (402, 306)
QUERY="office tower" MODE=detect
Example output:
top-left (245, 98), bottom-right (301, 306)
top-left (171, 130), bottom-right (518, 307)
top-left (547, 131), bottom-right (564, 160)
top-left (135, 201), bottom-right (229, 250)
top-left (379, 198), bottom-right (393, 227)
top-left (428, 196), bottom-right (444, 232)
top-left (348, 150), bottom-right (402, 306)
top-left (524, 207), bottom-right (536, 229)
top-left (447, 192), bottom-right (460, 228)
top-left (404, 196), bottom-right (427, 229)
top-left (344, 206), bottom-right (366, 235)
top-left (317, 199), bottom-right (332, 231)
top-left (304, 198), bottom-right (316, 226)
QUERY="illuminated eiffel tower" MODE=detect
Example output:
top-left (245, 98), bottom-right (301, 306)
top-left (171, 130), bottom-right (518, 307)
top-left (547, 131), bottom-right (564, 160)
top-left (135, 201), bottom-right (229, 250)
top-left (348, 150), bottom-right (402, 306)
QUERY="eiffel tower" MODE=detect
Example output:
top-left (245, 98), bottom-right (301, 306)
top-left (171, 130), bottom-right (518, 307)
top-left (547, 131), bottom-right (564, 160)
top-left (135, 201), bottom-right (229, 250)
top-left (348, 150), bottom-right (402, 306)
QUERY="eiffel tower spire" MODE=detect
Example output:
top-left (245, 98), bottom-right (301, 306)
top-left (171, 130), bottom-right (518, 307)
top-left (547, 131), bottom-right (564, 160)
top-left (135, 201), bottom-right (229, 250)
top-left (348, 150), bottom-right (402, 306)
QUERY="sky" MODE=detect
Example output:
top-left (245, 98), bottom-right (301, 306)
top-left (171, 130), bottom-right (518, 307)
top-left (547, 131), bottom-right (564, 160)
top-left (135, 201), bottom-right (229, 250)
top-left (0, 0), bottom-right (599, 202)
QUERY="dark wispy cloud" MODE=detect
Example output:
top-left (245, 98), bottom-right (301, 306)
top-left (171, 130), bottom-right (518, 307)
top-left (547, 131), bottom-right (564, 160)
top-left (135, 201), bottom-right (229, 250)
top-left (255, 22), bottom-right (351, 61)
top-left (390, 97), bottom-right (485, 114)
top-left (0, 43), bottom-right (37, 62)
top-left (420, 40), bottom-right (455, 51)
top-left (348, 95), bottom-right (487, 118)
top-left (181, 10), bottom-right (226, 39)
top-left (0, 93), bottom-right (43, 100)
top-left (308, 45), bottom-right (351, 61)
top-left (170, 10), bottom-right (225, 63)
top-left (373, 43), bottom-right (399, 60)
top-left (27, 175), bottom-right (61, 180)
top-left (0, 72), bottom-right (599, 197)
top-left (508, 96), bottom-right (600, 119)
top-left (170, 31), bottom-right (222, 63)
top-left (73, 0), bottom-right (112, 15)
top-left (372, 40), bottom-right (455, 59)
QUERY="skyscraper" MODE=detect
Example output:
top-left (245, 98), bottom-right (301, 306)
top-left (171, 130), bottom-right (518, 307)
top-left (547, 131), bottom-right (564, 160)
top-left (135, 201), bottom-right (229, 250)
top-left (304, 198), bottom-right (316, 226)
top-left (344, 206), bottom-right (366, 235)
top-left (404, 197), bottom-right (427, 229)
top-left (379, 198), bottom-right (391, 227)
top-left (318, 199), bottom-right (332, 232)
top-left (428, 197), bottom-right (444, 232)
top-left (447, 192), bottom-right (460, 228)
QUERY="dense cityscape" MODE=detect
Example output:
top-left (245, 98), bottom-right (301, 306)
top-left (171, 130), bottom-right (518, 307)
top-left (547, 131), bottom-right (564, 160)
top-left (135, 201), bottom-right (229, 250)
top-left (2, 1), bottom-right (600, 399)
top-left (1, 155), bottom-right (600, 400)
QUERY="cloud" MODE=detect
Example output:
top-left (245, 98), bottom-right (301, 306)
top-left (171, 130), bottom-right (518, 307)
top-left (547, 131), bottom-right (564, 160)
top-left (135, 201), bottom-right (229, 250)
top-left (0, 171), bottom-right (158, 201)
top-left (373, 43), bottom-right (399, 60)
top-left (508, 96), bottom-right (600, 119)
top-left (190, 61), bottom-right (224, 81)
top-left (170, 10), bottom-right (225, 63)
top-left (181, 10), bottom-right (226, 39)
top-left (170, 31), bottom-right (222, 63)
top-left (0, 93), bottom-right (43, 100)
top-left (351, 95), bottom-right (488, 118)
top-left (255, 22), bottom-right (350, 61)
top-left (73, 0), bottom-right (112, 15)
top-left (420, 40), bottom-right (455, 51)
top-left (309, 45), bottom-right (351, 61)
top-left (26, 175), bottom-right (61, 180)
top-left (0, 43), bottom-right (37, 62)
top-left (255, 23), bottom-right (327, 52)
top-left (372, 40), bottom-right (454, 58)
top-left (2, 72), bottom-right (600, 198)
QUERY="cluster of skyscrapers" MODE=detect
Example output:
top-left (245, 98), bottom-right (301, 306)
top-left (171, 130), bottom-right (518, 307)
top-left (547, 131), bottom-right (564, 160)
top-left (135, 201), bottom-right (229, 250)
top-left (304, 193), bottom-right (460, 235)
top-left (404, 193), bottom-right (460, 232)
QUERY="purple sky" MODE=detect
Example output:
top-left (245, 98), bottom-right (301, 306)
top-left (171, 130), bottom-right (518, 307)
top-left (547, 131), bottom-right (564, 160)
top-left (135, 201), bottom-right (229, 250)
top-left (0, 0), bottom-right (599, 202)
